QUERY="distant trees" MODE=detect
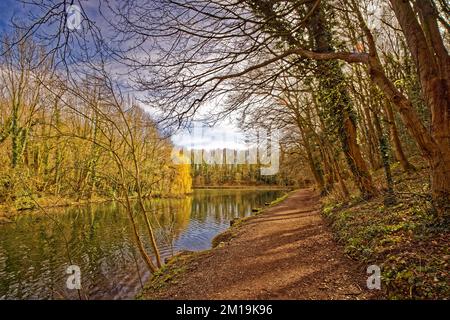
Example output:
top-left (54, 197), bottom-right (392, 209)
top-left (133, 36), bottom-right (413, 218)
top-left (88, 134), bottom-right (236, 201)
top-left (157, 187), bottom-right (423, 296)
top-left (191, 161), bottom-right (276, 187)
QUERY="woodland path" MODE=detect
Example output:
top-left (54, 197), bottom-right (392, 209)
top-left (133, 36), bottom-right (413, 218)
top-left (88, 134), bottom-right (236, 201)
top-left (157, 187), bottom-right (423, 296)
top-left (144, 189), bottom-right (378, 300)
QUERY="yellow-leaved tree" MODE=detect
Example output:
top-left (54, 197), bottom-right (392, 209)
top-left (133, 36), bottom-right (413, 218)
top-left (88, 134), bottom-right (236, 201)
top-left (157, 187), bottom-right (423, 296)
top-left (170, 152), bottom-right (193, 195)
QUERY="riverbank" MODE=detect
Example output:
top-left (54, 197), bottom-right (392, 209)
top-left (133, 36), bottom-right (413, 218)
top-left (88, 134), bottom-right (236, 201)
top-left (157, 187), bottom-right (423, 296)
top-left (0, 187), bottom-right (290, 220)
top-left (193, 185), bottom-right (292, 190)
top-left (0, 195), bottom-right (110, 221)
top-left (139, 188), bottom-right (378, 299)
top-left (0, 193), bottom-right (190, 221)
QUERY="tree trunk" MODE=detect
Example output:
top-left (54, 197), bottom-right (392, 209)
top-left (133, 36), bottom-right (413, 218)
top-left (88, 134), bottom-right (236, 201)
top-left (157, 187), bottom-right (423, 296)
top-left (341, 112), bottom-right (377, 198)
top-left (373, 108), bottom-right (396, 206)
top-left (430, 150), bottom-right (450, 214)
top-left (308, 5), bottom-right (377, 199)
top-left (295, 109), bottom-right (326, 193)
top-left (11, 102), bottom-right (20, 168)
top-left (362, 105), bottom-right (382, 171)
top-left (301, 131), bottom-right (325, 193)
top-left (332, 155), bottom-right (350, 200)
top-left (382, 101), bottom-right (415, 172)
top-left (119, 165), bottom-right (158, 273)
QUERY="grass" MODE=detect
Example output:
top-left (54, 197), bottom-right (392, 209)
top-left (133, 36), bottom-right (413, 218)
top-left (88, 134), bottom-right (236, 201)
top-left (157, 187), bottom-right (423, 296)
top-left (136, 250), bottom-right (209, 299)
top-left (322, 158), bottom-right (449, 299)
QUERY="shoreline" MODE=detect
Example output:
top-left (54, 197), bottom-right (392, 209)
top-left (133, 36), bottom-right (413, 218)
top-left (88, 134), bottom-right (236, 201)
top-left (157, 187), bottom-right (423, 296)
top-left (193, 185), bottom-right (293, 191)
top-left (138, 189), bottom-right (376, 300)
top-left (0, 193), bottom-right (189, 220)
top-left (0, 186), bottom-right (291, 221)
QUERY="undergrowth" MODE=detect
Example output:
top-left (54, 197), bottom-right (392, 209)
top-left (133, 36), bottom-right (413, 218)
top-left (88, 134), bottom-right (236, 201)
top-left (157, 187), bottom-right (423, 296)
top-left (322, 159), bottom-right (449, 299)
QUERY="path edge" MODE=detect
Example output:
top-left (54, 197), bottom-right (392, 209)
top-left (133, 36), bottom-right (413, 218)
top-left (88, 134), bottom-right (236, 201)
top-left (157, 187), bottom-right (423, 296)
top-left (136, 189), bottom-right (298, 300)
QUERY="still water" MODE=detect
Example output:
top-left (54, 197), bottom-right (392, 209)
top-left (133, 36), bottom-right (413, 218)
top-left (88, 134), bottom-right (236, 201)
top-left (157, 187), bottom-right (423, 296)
top-left (0, 189), bottom-right (285, 299)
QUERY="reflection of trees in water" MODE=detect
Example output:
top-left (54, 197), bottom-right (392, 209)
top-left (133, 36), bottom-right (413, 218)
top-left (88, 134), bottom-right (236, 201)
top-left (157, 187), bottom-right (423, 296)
top-left (0, 203), bottom-right (144, 299)
top-left (143, 197), bottom-right (193, 256)
top-left (190, 190), bottom-right (283, 224)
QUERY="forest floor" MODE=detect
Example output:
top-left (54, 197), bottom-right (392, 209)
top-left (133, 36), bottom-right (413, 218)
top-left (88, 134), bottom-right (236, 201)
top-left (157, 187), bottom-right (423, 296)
top-left (140, 188), bottom-right (379, 299)
top-left (322, 161), bottom-right (449, 299)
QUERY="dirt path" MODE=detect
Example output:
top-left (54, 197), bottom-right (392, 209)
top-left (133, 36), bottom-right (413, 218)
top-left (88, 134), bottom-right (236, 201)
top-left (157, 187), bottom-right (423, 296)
top-left (144, 189), bottom-right (378, 300)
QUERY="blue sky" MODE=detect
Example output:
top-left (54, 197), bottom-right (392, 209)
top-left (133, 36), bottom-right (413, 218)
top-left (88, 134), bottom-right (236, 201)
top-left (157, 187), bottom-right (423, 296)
top-left (0, 0), bottom-right (26, 33)
top-left (0, 0), bottom-right (22, 32)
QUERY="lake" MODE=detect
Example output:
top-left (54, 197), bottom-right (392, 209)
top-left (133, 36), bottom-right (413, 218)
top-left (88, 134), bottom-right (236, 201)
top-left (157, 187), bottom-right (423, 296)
top-left (0, 189), bottom-right (285, 299)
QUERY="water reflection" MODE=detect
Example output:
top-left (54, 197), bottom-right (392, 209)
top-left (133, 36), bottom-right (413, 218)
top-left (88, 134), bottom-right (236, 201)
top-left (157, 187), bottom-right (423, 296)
top-left (0, 189), bottom-right (284, 299)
